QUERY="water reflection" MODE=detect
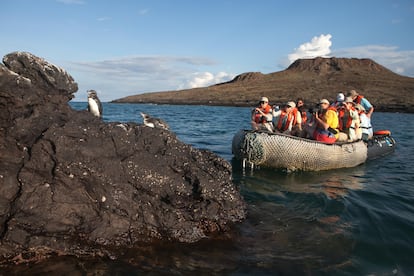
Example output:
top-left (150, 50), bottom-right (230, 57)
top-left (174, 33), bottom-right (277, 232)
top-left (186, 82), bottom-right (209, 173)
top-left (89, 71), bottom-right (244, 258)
top-left (228, 164), bottom-right (371, 273)
top-left (233, 160), bottom-right (367, 200)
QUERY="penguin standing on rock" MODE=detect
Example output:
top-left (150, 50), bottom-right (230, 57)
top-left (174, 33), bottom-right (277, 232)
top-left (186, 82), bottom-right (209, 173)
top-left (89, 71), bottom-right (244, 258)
top-left (87, 90), bottom-right (103, 118)
top-left (140, 112), bottom-right (170, 130)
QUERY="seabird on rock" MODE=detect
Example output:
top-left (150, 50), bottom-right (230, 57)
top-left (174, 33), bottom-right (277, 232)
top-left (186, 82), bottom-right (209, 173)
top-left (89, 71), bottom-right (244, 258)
top-left (87, 90), bottom-right (103, 118)
top-left (140, 112), bottom-right (170, 130)
top-left (116, 123), bottom-right (129, 132)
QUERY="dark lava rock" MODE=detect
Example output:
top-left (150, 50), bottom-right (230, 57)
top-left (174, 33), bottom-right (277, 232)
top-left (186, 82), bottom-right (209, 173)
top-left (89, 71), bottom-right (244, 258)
top-left (0, 52), bottom-right (246, 264)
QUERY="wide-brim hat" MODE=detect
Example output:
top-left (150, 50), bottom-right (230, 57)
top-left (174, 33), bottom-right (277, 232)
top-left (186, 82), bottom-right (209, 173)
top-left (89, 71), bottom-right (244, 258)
top-left (347, 90), bottom-right (359, 97)
top-left (260, 97), bottom-right (269, 102)
top-left (345, 96), bottom-right (355, 104)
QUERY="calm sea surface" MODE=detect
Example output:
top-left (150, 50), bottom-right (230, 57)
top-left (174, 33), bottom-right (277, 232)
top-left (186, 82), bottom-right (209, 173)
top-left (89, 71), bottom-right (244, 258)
top-left (11, 102), bottom-right (414, 275)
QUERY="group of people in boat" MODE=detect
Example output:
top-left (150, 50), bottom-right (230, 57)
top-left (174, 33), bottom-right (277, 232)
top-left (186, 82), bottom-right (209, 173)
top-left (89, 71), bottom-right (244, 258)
top-left (251, 89), bottom-right (374, 144)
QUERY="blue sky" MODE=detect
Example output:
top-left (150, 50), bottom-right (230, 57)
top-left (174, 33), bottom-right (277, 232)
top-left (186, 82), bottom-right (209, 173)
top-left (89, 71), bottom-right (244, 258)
top-left (1, 0), bottom-right (413, 102)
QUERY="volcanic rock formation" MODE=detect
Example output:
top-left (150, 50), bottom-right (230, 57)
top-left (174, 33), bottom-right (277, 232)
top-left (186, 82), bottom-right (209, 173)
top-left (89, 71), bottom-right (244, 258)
top-left (0, 52), bottom-right (246, 264)
top-left (113, 57), bottom-right (414, 113)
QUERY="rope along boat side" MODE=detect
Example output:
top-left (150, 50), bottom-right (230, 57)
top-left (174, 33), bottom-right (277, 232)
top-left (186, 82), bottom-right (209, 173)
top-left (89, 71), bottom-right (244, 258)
top-left (232, 130), bottom-right (396, 171)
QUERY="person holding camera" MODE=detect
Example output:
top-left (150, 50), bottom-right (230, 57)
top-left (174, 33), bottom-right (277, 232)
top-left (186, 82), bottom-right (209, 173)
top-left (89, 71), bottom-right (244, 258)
top-left (251, 96), bottom-right (273, 132)
top-left (304, 99), bottom-right (339, 144)
top-left (337, 97), bottom-right (361, 142)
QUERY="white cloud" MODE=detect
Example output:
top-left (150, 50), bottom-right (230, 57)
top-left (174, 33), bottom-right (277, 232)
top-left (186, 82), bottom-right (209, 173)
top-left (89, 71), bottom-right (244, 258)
top-left (183, 72), bottom-right (235, 89)
top-left (71, 56), bottom-right (217, 79)
top-left (332, 45), bottom-right (414, 77)
top-left (284, 34), bottom-right (414, 77)
top-left (287, 34), bottom-right (332, 64)
top-left (67, 56), bottom-right (234, 101)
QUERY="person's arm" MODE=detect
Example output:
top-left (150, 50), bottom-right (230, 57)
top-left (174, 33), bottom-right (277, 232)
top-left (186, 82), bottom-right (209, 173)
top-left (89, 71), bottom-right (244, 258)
top-left (351, 110), bottom-right (360, 128)
top-left (251, 109), bottom-right (256, 122)
top-left (295, 110), bottom-right (302, 130)
top-left (366, 106), bottom-right (374, 118)
top-left (264, 108), bottom-right (273, 122)
top-left (314, 112), bottom-right (329, 130)
top-left (254, 107), bottom-right (266, 117)
top-left (316, 110), bottom-right (338, 131)
top-left (253, 107), bottom-right (273, 122)
top-left (362, 98), bottom-right (374, 118)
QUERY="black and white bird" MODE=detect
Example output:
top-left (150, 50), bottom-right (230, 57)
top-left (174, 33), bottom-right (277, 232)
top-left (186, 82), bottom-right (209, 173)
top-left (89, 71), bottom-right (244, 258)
top-left (87, 90), bottom-right (103, 118)
top-left (140, 112), bottom-right (170, 130)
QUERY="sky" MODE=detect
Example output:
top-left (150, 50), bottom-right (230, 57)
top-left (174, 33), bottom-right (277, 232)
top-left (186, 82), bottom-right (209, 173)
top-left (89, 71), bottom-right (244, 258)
top-left (1, 0), bottom-right (414, 102)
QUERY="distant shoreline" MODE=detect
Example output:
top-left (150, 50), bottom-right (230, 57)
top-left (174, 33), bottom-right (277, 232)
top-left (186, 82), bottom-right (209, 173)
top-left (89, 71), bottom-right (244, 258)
top-left (106, 57), bottom-right (414, 114)
top-left (70, 99), bottom-right (413, 113)
top-left (107, 100), bottom-right (414, 114)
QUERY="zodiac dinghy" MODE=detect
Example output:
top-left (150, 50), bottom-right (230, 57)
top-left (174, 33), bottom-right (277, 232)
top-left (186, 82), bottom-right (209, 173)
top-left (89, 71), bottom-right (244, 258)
top-left (232, 130), bottom-right (396, 171)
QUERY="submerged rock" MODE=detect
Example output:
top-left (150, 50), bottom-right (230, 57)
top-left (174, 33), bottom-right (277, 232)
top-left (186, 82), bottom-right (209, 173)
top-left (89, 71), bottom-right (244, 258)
top-left (0, 52), bottom-right (246, 264)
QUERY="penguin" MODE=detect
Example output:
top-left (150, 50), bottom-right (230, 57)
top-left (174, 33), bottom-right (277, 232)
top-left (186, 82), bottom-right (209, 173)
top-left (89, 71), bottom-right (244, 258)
top-left (87, 90), bottom-right (103, 118)
top-left (140, 112), bottom-right (170, 130)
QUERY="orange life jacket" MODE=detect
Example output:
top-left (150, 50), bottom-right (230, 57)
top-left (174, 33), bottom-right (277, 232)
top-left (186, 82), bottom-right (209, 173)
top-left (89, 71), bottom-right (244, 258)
top-left (338, 108), bottom-right (354, 131)
top-left (335, 104), bottom-right (345, 112)
top-left (254, 105), bottom-right (272, 124)
top-left (298, 107), bottom-right (307, 123)
top-left (276, 108), bottom-right (298, 131)
top-left (332, 101), bottom-right (344, 109)
top-left (354, 95), bottom-right (364, 104)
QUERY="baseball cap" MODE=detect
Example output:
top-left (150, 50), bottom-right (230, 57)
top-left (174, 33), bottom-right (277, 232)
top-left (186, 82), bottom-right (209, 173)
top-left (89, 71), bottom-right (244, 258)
top-left (286, 101), bottom-right (296, 108)
top-left (336, 93), bottom-right (345, 102)
top-left (320, 99), bottom-right (330, 105)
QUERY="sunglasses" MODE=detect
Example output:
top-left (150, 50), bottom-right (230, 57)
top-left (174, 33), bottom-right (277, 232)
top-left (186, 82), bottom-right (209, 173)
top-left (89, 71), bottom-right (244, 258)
top-left (260, 101), bottom-right (267, 104)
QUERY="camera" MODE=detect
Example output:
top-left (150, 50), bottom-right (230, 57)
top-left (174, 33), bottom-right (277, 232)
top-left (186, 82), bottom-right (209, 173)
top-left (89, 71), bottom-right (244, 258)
top-left (308, 104), bottom-right (320, 114)
top-left (308, 107), bottom-right (316, 114)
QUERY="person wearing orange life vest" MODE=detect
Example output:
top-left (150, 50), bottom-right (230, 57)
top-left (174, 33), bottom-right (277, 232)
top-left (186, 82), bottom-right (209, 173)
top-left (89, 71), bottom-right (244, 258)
top-left (296, 98), bottom-right (307, 123)
top-left (336, 97), bottom-right (361, 142)
top-left (251, 96), bottom-right (273, 132)
top-left (296, 97), bottom-right (310, 137)
top-left (347, 90), bottom-right (374, 118)
top-left (332, 92), bottom-right (345, 108)
top-left (304, 99), bottom-right (339, 144)
top-left (272, 101), bottom-right (302, 135)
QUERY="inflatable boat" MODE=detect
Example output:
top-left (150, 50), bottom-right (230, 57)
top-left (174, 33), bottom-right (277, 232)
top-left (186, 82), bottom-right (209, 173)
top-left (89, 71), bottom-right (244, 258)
top-left (232, 130), bottom-right (396, 171)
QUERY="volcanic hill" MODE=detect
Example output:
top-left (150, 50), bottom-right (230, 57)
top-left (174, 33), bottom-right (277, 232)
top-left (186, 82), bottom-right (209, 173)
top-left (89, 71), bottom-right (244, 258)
top-left (112, 57), bottom-right (414, 113)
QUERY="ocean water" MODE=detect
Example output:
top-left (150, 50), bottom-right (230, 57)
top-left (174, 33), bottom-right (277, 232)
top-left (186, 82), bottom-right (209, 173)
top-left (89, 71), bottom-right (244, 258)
top-left (9, 102), bottom-right (414, 275)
